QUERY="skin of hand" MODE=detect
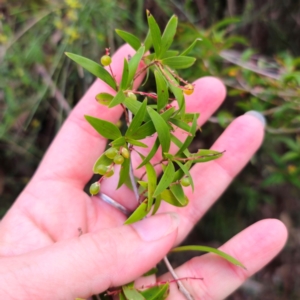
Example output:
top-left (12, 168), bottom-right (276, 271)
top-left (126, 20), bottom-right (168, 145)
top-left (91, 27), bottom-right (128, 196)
top-left (0, 44), bottom-right (287, 300)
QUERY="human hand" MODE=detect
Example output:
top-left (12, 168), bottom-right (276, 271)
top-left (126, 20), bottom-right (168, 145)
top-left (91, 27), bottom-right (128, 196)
top-left (0, 44), bottom-right (287, 300)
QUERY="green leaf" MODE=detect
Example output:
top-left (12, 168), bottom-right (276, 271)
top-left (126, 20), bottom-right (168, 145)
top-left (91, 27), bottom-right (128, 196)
top-left (145, 162), bottom-right (157, 211)
top-left (176, 114), bottom-right (198, 155)
top-left (122, 285), bottom-right (145, 300)
top-left (131, 121), bottom-right (156, 140)
top-left (162, 56), bottom-right (196, 69)
top-left (152, 194), bottom-right (162, 215)
top-left (160, 15), bottom-right (178, 57)
top-left (171, 245), bottom-right (246, 269)
top-left (124, 98), bottom-right (149, 122)
top-left (125, 200), bottom-right (148, 224)
top-left (115, 29), bottom-right (141, 51)
top-left (191, 149), bottom-right (223, 163)
top-left (119, 292), bottom-right (126, 300)
top-left (144, 29), bottom-right (152, 52)
top-left (117, 154), bottom-right (130, 189)
top-left (153, 161), bottom-right (175, 197)
top-left (93, 153), bottom-right (113, 173)
top-left (126, 138), bottom-right (148, 148)
top-left (120, 58), bottom-right (129, 89)
top-left (130, 107), bottom-right (175, 140)
top-left (65, 52), bottom-right (116, 90)
top-left (160, 189), bottom-right (188, 207)
top-left (85, 115), bottom-right (122, 140)
top-left (140, 283), bottom-right (169, 299)
top-left (147, 107), bottom-right (171, 153)
top-left (128, 46), bottom-right (145, 87)
top-left (95, 92), bottom-right (114, 106)
top-left (180, 38), bottom-right (202, 56)
top-left (174, 160), bottom-right (194, 191)
top-left (161, 68), bottom-right (184, 114)
top-left (162, 50), bottom-right (179, 58)
top-left (170, 183), bottom-right (186, 205)
top-left (143, 267), bottom-right (158, 277)
top-left (109, 89), bottom-right (126, 108)
top-left (137, 137), bottom-right (160, 168)
top-left (169, 118), bottom-right (191, 132)
top-left (126, 99), bottom-right (147, 138)
top-left (146, 10), bottom-right (161, 56)
top-left (154, 70), bottom-right (169, 111)
top-left (111, 136), bottom-right (126, 147)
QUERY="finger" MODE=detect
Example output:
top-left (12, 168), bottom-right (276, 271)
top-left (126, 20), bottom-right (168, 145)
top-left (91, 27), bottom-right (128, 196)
top-left (0, 213), bottom-right (179, 300)
top-left (32, 44), bottom-right (145, 187)
top-left (158, 219), bottom-right (287, 300)
top-left (99, 77), bottom-right (226, 211)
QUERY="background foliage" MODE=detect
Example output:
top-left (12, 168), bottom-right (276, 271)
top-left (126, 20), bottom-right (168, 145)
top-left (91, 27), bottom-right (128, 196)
top-left (1, 0), bottom-right (300, 299)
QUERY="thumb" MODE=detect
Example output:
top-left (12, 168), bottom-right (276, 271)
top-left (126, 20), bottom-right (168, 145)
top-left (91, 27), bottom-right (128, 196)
top-left (0, 213), bottom-right (179, 299)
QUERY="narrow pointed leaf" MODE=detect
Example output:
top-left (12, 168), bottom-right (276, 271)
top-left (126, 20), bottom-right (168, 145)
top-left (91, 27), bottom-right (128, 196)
top-left (126, 99), bottom-right (147, 138)
top-left (146, 10), bottom-right (161, 56)
top-left (93, 153), bottom-right (113, 173)
top-left (145, 162), bottom-right (157, 211)
top-left (169, 118), bottom-right (191, 132)
top-left (160, 189), bottom-right (188, 207)
top-left (122, 285), bottom-right (145, 300)
top-left (132, 121), bottom-right (156, 140)
top-left (128, 46), bottom-right (145, 87)
top-left (65, 52), bottom-right (116, 90)
top-left (170, 134), bottom-right (191, 158)
top-left (125, 200), bottom-right (148, 224)
top-left (154, 70), bottom-right (169, 111)
top-left (124, 98), bottom-right (149, 122)
top-left (144, 29), bottom-right (152, 52)
top-left (162, 56), bottom-right (196, 69)
top-left (172, 160), bottom-right (192, 182)
top-left (85, 115), bottom-right (122, 140)
top-left (131, 107), bottom-right (175, 140)
top-left (171, 245), bottom-right (246, 269)
top-left (120, 58), bottom-right (129, 89)
top-left (143, 267), bottom-right (158, 277)
top-left (153, 161), bottom-right (175, 197)
top-left (180, 38), bottom-right (202, 56)
top-left (174, 160), bottom-right (194, 191)
top-left (160, 15), bottom-right (178, 57)
top-left (137, 137), bottom-right (160, 168)
top-left (109, 89), bottom-right (126, 108)
top-left (140, 283), bottom-right (169, 299)
top-left (126, 138), bottom-right (148, 148)
top-left (162, 67), bottom-right (184, 114)
top-left (119, 292), bottom-right (126, 300)
top-left (111, 136), bottom-right (126, 147)
top-left (176, 114), bottom-right (198, 155)
top-left (147, 106), bottom-right (171, 153)
top-left (117, 154), bottom-right (130, 189)
top-left (115, 29), bottom-right (141, 51)
top-left (170, 183), bottom-right (186, 205)
top-left (162, 50), bottom-right (179, 58)
top-left (152, 194), bottom-right (162, 215)
top-left (95, 92), bottom-right (114, 106)
top-left (191, 149), bottom-right (224, 162)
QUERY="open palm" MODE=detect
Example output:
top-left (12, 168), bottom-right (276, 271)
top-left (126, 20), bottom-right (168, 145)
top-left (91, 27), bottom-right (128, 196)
top-left (0, 45), bottom-right (287, 300)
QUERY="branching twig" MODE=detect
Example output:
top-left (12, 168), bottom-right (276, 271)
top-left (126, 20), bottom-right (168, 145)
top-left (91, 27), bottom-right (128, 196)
top-left (163, 256), bottom-right (194, 300)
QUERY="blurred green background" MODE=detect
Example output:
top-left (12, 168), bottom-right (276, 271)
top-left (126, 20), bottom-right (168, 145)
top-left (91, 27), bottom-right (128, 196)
top-left (1, 0), bottom-right (300, 299)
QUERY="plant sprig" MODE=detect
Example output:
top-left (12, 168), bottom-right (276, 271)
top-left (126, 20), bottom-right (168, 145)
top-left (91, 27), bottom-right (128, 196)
top-left (67, 11), bottom-right (245, 300)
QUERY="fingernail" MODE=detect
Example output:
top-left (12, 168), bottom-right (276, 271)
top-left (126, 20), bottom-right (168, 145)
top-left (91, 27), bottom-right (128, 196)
top-left (132, 213), bottom-right (179, 242)
top-left (244, 110), bottom-right (266, 127)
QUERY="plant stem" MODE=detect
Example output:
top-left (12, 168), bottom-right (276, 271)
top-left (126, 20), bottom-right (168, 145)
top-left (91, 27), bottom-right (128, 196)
top-left (126, 109), bottom-right (194, 300)
top-left (163, 256), bottom-right (194, 300)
